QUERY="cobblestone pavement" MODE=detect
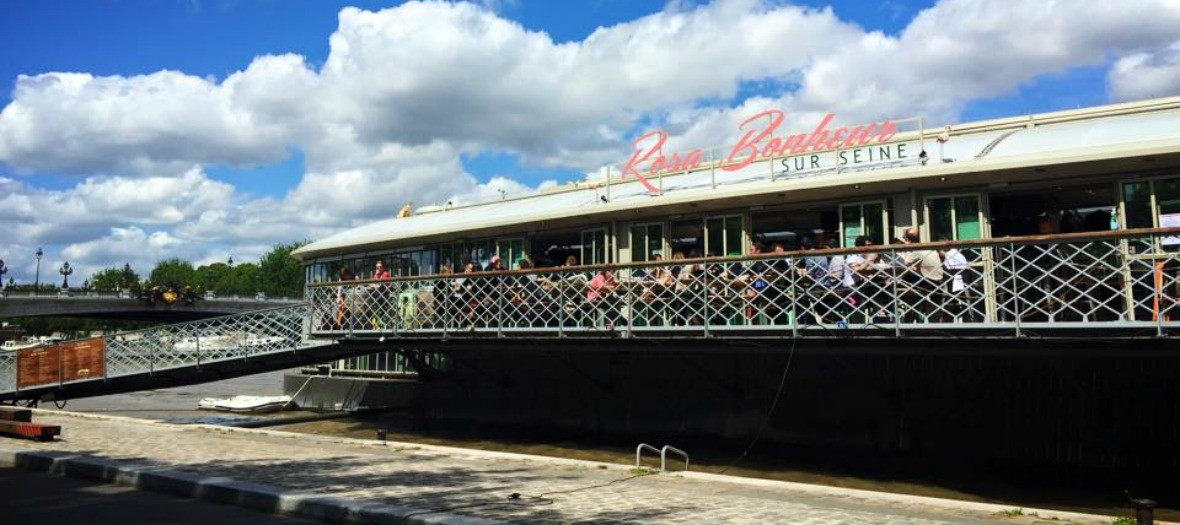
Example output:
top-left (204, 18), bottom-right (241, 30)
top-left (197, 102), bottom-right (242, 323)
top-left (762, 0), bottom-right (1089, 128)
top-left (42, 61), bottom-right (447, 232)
top-left (10, 412), bottom-right (1113, 524)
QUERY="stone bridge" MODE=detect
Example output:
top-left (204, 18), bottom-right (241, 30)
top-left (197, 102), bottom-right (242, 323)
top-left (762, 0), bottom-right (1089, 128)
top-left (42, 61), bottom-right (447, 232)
top-left (0, 292), bottom-right (302, 322)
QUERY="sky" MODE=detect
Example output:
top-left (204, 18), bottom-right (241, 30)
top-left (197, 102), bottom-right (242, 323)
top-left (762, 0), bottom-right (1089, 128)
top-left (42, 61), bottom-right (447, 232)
top-left (1, 0), bottom-right (1179, 283)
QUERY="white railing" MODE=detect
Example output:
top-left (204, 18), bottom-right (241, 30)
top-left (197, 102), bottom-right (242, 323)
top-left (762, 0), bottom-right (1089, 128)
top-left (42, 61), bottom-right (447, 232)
top-left (307, 228), bottom-right (1180, 340)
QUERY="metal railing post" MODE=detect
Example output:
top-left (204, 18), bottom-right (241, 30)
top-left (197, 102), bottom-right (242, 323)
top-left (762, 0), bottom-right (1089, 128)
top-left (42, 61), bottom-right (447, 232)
top-left (702, 260), bottom-right (711, 338)
top-left (558, 276), bottom-right (566, 338)
top-left (790, 258), bottom-right (799, 339)
top-left (1008, 243), bottom-right (1022, 338)
top-left (625, 273), bottom-right (634, 339)
top-left (890, 249), bottom-right (902, 337)
top-left (497, 276), bottom-right (505, 338)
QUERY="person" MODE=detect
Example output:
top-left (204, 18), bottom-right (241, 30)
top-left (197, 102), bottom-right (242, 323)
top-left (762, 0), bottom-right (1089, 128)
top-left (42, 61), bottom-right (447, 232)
top-left (902, 227), bottom-right (944, 282)
top-left (485, 255), bottom-right (504, 272)
top-left (335, 266), bottom-right (356, 331)
top-left (901, 227), bottom-right (943, 323)
top-left (940, 236), bottom-right (971, 322)
top-left (586, 269), bottom-right (620, 329)
top-left (372, 260), bottom-right (390, 280)
top-left (828, 238), bottom-right (853, 289)
top-left (436, 264), bottom-right (457, 328)
top-left (798, 237), bottom-right (830, 285)
top-left (511, 258), bottom-right (541, 327)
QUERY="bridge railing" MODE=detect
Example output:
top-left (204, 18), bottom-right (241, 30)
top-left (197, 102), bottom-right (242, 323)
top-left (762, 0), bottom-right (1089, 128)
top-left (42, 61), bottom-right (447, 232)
top-left (306, 228), bottom-right (1180, 339)
top-left (1, 304), bottom-right (308, 398)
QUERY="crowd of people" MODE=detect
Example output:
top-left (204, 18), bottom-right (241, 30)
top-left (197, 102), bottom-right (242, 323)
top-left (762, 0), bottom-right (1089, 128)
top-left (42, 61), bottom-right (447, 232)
top-left (324, 227), bottom-right (978, 331)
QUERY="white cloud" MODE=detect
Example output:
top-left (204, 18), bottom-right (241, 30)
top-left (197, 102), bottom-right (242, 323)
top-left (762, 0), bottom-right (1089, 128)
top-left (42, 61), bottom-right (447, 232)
top-left (1109, 40), bottom-right (1180, 102)
top-left (2, 0), bottom-right (1180, 281)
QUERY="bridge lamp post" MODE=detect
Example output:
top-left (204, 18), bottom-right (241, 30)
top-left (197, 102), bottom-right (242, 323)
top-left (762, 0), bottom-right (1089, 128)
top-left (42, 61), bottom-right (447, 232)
top-left (60, 261), bottom-right (73, 290)
top-left (34, 247), bottom-right (43, 291)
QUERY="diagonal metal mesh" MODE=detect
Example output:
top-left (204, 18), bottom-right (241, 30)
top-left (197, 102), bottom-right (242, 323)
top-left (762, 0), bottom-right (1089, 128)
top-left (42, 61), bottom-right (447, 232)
top-left (0, 350), bottom-right (14, 394)
top-left (307, 231), bottom-right (1180, 340)
top-left (3, 304), bottom-right (309, 397)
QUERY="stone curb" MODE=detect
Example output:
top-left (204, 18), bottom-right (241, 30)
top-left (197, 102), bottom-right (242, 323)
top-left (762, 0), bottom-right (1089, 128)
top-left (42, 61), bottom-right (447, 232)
top-left (0, 444), bottom-right (506, 525)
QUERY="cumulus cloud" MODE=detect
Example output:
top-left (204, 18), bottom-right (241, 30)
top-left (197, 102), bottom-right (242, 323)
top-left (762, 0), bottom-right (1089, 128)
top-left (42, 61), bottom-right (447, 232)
top-left (2, 0), bottom-right (1180, 281)
top-left (1109, 40), bottom-right (1180, 102)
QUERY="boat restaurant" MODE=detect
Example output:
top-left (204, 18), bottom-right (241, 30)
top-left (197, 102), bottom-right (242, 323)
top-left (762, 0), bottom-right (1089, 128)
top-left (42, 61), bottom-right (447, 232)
top-left (294, 97), bottom-right (1180, 339)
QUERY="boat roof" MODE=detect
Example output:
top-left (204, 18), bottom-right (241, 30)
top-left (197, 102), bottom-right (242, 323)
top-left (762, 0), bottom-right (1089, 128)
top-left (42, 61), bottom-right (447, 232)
top-left (294, 96), bottom-right (1180, 260)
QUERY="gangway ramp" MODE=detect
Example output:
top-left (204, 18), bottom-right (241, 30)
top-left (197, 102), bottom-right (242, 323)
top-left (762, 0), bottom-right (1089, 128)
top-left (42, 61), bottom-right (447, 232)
top-left (0, 304), bottom-right (382, 402)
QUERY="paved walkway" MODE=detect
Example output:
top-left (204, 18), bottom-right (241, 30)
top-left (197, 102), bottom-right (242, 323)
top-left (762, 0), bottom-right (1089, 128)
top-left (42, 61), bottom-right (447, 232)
top-left (1, 411), bottom-right (1127, 524)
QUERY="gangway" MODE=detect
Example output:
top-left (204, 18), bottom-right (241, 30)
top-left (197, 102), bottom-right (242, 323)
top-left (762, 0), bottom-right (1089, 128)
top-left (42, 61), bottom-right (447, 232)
top-left (0, 304), bottom-right (387, 402)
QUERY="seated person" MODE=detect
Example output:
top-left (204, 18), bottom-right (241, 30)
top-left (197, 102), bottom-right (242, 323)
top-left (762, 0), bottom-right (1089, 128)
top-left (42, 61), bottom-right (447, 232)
top-left (901, 227), bottom-right (944, 283)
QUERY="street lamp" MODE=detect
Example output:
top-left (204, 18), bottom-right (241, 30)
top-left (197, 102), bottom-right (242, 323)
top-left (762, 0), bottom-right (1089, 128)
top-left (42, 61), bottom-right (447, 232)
top-left (34, 247), bottom-right (43, 291)
top-left (60, 261), bottom-right (73, 289)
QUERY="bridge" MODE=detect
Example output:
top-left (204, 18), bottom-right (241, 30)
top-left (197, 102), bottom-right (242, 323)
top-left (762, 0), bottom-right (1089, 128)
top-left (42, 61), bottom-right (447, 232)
top-left (0, 293), bottom-right (302, 322)
top-left (0, 304), bottom-right (403, 402)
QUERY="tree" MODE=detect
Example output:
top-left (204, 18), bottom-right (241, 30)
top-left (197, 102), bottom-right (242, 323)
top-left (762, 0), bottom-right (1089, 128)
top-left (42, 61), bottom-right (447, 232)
top-left (89, 264), bottom-right (140, 292)
top-left (216, 262), bottom-right (259, 296)
top-left (194, 262), bottom-right (231, 294)
top-left (257, 241), bottom-right (308, 298)
top-left (149, 259), bottom-right (196, 289)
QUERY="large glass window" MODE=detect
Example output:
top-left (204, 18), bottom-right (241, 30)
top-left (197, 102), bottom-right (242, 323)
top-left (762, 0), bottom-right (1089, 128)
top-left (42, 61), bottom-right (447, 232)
top-left (705, 215), bottom-right (744, 256)
top-left (927, 195), bottom-right (984, 241)
top-left (496, 238), bottom-right (527, 268)
top-left (580, 229), bottom-right (610, 265)
top-left (629, 223), bottom-right (664, 262)
top-left (840, 202), bottom-right (886, 247)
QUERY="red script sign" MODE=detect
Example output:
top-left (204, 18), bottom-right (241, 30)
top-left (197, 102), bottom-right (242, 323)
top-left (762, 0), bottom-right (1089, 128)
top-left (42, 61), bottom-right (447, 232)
top-left (621, 110), bottom-right (897, 194)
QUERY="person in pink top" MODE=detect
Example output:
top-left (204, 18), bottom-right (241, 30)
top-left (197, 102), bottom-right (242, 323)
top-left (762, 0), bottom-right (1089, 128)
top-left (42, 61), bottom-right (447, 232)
top-left (586, 270), bottom-right (616, 303)
top-left (372, 260), bottom-right (391, 280)
top-left (586, 269), bottom-right (620, 329)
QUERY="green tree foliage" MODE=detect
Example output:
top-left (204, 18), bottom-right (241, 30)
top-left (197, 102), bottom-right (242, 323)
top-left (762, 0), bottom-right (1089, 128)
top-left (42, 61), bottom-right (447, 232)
top-left (193, 262), bottom-right (231, 293)
top-left (89, 264), bottom-right (141, 292)
top-left (257, 241), bottom-right (308, 298)
top-left (149, 259), bottom-right (196, 289)
top-left (216, 262), bottom-right (260, 297)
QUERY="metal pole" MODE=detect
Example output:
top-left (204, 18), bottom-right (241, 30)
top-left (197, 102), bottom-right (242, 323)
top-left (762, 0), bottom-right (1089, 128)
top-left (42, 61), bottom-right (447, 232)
top-left (1008, 243), bottom-right (1022, 338)
top-left (605, 165), bottom-right (612, 202)
top-left (890, 249), bottom-right (901, 337)
top-left (710, 148), bottom-right (716, 189)
top-left (702, 260), bottom-right (711, 338)
top-left (558, 276), bottom-right (566, 338)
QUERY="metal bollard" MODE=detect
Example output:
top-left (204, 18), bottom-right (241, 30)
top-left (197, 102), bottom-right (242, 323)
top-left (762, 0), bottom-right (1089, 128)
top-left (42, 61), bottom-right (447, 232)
top-left (376, 429), bottom-right (387, 443)
top-left (1129, 497), bottom-right (1155, 525)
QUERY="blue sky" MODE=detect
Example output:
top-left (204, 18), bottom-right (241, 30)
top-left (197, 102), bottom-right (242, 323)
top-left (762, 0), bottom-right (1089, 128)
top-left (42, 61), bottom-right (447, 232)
top-left (0, 0), bottom-right (939, 193)
top-left (0, 0), bottom-right (1178, 281)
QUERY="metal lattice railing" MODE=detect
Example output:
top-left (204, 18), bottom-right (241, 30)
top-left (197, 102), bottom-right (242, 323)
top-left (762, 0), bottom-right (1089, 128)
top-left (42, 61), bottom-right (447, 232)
top-left (308, 229), bottom-right (1180, 340)
top-left (2, 304), bottom-right (309, 397)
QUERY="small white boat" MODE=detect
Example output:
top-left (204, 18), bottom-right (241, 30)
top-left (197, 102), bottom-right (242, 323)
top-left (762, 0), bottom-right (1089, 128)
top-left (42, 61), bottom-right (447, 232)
top-left (3, 338), bottom-right (44, 351)
top-left (197, 395), bottom-right (293, 413)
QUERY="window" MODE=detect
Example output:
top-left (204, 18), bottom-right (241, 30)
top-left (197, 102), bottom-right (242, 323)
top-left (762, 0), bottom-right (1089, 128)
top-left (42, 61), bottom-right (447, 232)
top-left (705, 215), bottom-right (744, 256)
top-left (580, 229), bottom-right (610, 265)
top-left (839, 202), bottom-right (887, 247)
top-left (496, 238), bottom-right (527, 268)
top-left (927, 195), bottom-right (983, 241)
top-left (629, 223), bottom-right (664, 262)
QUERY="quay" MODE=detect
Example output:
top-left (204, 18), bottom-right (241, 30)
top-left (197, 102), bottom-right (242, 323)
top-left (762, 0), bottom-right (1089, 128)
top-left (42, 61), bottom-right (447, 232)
top-left (0, 410), bottom-right (1142, 524)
